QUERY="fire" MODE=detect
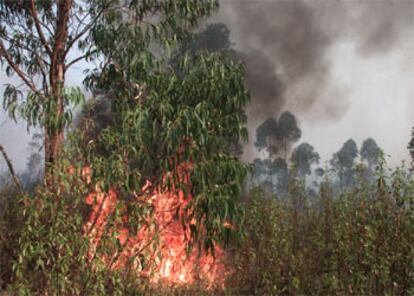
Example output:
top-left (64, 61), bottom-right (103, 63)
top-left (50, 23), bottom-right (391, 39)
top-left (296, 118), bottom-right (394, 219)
top-left (82, 166), bottom-right (228, 288)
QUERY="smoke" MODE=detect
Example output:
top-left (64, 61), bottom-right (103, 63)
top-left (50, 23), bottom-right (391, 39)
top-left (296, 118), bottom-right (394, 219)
top-left (349, 0), bottom-right (414, 57)
top-left (236, 50), bottom-right (285, 131)
top-left (213, 0), bottom-right (413, 161)
top-left (216, 1), bottom-right (335, 119)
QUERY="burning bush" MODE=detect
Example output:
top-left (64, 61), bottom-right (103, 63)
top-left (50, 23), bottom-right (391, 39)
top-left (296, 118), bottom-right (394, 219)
top-left (83, 166), bottom-right (229, 288)
top-left (0, 24), bottom-right (250, 294)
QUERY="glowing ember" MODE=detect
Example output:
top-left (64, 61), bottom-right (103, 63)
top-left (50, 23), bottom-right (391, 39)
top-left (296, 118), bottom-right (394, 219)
top-left (82, 168), bottom-right (227, 288)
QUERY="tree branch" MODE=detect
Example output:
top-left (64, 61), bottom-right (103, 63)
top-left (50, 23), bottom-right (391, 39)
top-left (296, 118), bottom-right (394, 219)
top-left (64, 8), bottom-right (104, 57)
top-left (0, 40), bottom-right (44, 98)
top-left (0, 144), bottom-right (23, 193)
top-left (66, 49), bottom-right (97, 69)
top-left (3, 34), bottom-right (50, 67)
top-left (29, 0), bottom-right (53, 57)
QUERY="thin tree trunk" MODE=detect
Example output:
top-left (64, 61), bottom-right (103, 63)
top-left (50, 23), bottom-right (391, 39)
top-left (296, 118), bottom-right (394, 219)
top-left (45, 0), bottom-right (72, 176)
top-left (0, 144), bottom-right (23, 193)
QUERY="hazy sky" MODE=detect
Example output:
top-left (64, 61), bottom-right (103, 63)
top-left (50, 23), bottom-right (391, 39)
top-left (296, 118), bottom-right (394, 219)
top-left (215, 0), bottom-right (414, 167)
top-left (1, 0), bottom-right (413, 173)
top-left (299, 36), bottom-right (414, 168)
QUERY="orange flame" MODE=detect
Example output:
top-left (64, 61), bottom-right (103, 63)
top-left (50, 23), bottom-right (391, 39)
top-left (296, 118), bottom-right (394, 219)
top-left (82, 166), bottom-right (228, 288)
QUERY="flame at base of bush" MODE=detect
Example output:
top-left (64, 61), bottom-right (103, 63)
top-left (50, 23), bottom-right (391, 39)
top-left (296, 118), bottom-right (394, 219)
top-left (83, 175), bottom-right (228, 288)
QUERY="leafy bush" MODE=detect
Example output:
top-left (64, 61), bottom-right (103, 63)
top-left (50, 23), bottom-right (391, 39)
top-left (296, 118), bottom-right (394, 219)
top-left (227, 170), bottom-right (414, 295)
top-left (0, 182), bottom-right (22, 291)
top-left (0, 167), bottom-right (146, 295)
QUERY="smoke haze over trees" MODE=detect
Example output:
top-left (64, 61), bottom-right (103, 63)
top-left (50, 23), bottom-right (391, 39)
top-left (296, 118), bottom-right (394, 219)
top-left (1, 0), bottom-right (413, 171)
top-left (255, 111), bottom-right (301, 160)
top-left (213, 0), bottom-right (413, 163)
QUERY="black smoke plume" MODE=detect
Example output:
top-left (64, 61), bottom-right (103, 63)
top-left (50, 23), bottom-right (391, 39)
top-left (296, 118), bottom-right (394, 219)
top-left (213, 0), bottom-right (413, 161)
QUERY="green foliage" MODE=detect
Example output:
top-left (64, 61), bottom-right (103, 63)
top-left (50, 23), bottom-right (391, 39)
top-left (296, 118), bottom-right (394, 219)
top-left (1, 1), bottom-right (250, 294)
top-left (84, 51), bottom-right (249, 253)
top-left (0, 167), bottom-right (151, 295)
top-left (408, 127), bottom-right (414, 167)
top-left (80, 0), bottom-right (249, 254)
top-left (227, 167), bottom-right (414, 295)
top-left (0, 182), bottom-right (22, 290)
top-left (0, 0), bottom-right (92, 126)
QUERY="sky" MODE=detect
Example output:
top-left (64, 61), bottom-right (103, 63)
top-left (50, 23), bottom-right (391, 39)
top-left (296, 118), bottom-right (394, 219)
top-left (299, 37), bottom-right (414, 168)
top-left (215, 0), bottom-right (414, 167)
top-left (0, 0), bottom-right (413, 173)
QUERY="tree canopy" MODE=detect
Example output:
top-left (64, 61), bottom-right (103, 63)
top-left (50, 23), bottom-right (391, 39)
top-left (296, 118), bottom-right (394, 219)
top-left (0, 0), bottom-right (223, 177)
top-left (331, 139), bottom-right (358, 188)
top-left (360, 137), bottom-right (381, 169)
top-left (291, 142), bottom-right (320, 178)
top-left (255, 111), bottom-right (301, 159)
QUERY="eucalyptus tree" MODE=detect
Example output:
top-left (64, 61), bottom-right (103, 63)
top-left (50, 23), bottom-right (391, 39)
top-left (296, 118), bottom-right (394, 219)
top-left (255, 117), bottom-right (279, 157)
top-left (171, 22), bottom-right (233, 67)
top-left (331, 139), bottom-right (358, 189)
top-left (290, 142), bottom-right (320, 178)
top-left (408, 127), bottom-right (414, 166)
top-left (169, 22), bottom-right (246, 157)
top-left (360, 138), bottom-right (381, 170)
top-left (2, 1), bottom-right (250, 292)
top-left (79, 0), bottom-right (250, 253)
top-left (252, 158), bottom-right (266, 185)
top-left (273, 157), bottom-right (289, 196)
top-left (255, 112), bottom-right (301, 160)
top-left (0, 0), bottom-right (102, 176)
top-left (359, 137), bottom-right (382, 182)
top-left (0, 0), bottom-right (228, 178)
top-left (277, 111), bottom-right (301, 160)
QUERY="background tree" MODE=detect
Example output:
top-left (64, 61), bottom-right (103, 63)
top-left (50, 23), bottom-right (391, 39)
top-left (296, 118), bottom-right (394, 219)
top-left (310, 166), bottom-right (325, 191)
top-left (290, 142), bottom-right (320, 178)
top-left (173, 22), bottom-right (245, 157)
top-left (277, 111), bottom-right (302, 160)
top-left (360, 137), bottom-right (382, 181)
top-left (255, 117), bottom-right (279, 157)
top-left (360, 138), bottom-right (381, 170)
top-left (171, 22), bottom-right (233, 67)
top-left (252, 158), bottom-right (266, 186)
top-left (408, 127), bottom-right (414, 168)
top-left (273, 157), bottom-right (289, 196)
top-left (20, 133), bottom-right (43, 189)
top-left (315, 167), bottom-right (325, 178)
top-left (331, 139), bottom-right (358, 189)
top-left (255, 111), bottom-right (301, 160)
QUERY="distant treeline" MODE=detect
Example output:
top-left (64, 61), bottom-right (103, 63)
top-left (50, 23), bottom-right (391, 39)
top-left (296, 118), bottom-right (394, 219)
top-left (249, 112), bottom-right (387, 197)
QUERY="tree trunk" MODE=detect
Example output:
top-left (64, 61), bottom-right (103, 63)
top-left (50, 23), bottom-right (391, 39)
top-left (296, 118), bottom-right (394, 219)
top-left (45, 0), bottom-right (72, 176)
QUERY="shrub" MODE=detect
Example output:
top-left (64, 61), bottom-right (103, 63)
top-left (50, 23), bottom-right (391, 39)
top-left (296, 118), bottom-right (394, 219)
top-left (227, 172), bottom-right (414, 295)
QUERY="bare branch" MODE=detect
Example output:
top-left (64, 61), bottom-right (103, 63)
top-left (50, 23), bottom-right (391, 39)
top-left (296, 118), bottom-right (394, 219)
top-left (40, 22), bottom-right (54, 37)
top-left (66, 49), bottom-right (97, 69)
top-left (64, 8), bottom-right (104, 57)
top-left (29, 0), bottom-right (53, 57)
top-left (71, 10), bottom-right (90, 37)
top-left (0, 144), bottom-right (23, 193)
